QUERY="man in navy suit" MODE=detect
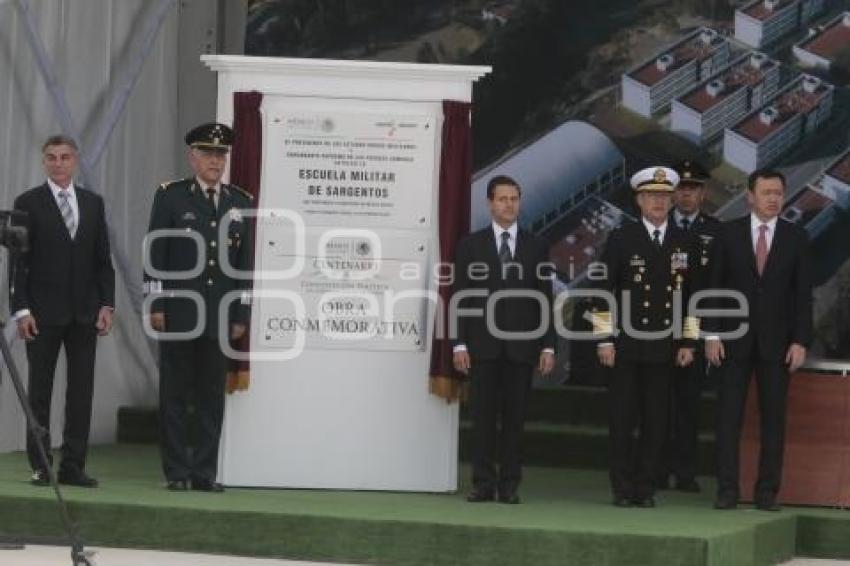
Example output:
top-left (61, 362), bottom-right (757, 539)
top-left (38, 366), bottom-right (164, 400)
top-left (705, 169), bottom-right (812, 511)
top-left (13, 135), bottom-right (115, 488)
top-left (451, 175), bottom-right (556, 504)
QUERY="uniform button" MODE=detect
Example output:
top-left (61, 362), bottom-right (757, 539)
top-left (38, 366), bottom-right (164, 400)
top-left (666, 286), bottom-right (672, 292)
top-left (644, 285), bottom-right (651, 291)
top-left (664, 319), bottom-right (670, 325)
top-left (643, 301), bottom-right (650, 308)
top-left (185, 227), bottom-right (191, 232)
top-left (208, 259), bottom-right (216, 266)
top-left (665, 302), bottom-right (671, 309)
top-left (210, 221), bottom-right (217, 228)
top-left (207, 278), bottom-right (213, 286)
top-left (210, 241), bottom-right (217, 248)
top-left (642, 318), bottom-right (649, 325)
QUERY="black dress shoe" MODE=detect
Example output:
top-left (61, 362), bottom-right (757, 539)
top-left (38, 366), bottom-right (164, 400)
top-left (498, 492), bottom-right (521, 504)
top-left (675, 478), bottom-right (701, 493)
top-left (466, 490), bottom-right (495, 503)
top-left (30, 470), bottom-right (50, 487)
top-left (58, 470), bottom-right (98, 488)
top-left (166, 479), bottom-right (189, 491)
top-left (755, 499), bottom-right (781, 512)
top-left (714, 497), bottom-right (737, 510)
top-left (191, 479), bottom-right (225, 493)
top-left (632, 496), bottom-right (656, 508)
top-left (612, 495), bottom-right (632, 507)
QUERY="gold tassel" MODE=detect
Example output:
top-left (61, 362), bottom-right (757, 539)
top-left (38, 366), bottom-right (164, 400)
top-left (429, 375), bottom-right (468, 404)
top-left (226, 370), bottom-right (251, 394)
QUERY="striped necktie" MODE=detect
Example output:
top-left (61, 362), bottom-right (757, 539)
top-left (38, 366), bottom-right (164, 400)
top-left (57, 190), bottom-right (77, 238)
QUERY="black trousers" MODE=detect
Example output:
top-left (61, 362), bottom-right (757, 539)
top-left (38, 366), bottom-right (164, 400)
top-left (469, 358), bottom-right (533, 495)
top-left (716, 358), bottom-right (789, 501)
top-left (658, 355), bottom-right (707, 483)
top-left (159, 337), bottom-right (227, 483)
top-left (26, 322), bottom-right (98, 474)
top-left (608, 360), bottom-right (672, 499)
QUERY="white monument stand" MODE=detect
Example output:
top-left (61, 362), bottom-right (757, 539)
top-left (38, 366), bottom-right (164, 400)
top-left (202, 55), bottom-right (489, 491)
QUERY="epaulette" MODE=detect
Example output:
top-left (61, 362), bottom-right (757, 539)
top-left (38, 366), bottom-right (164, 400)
top-left (157, 178), bottom-right (186, 191)
top-left (228, 184), bottom-right (254, 201)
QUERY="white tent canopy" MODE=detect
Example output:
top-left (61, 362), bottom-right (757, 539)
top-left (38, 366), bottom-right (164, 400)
top-left (0, 0), bottom-right (244, 453)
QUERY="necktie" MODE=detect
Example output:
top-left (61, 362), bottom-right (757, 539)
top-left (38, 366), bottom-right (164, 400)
top-left (681, 217), bottom-right (690, 231)
top-left (498, 231), bottom-right (512, 264)
top-left (206, 187), bottom-right (217, 214)
top-left (652, 229), bottom-right (662, 247)
top-left (756, 224), bottom-right (769, 275)
top-left (57, 190), bottom-right (76, 238)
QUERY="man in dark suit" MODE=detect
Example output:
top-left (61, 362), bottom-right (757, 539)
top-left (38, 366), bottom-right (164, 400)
top-left (452, 175), bottom-right (556, 504)
top-left (144, 123), bottom-right (253, 493)
top-left (593, 166), bottom-right (699, 507)
top-left (706, 169), bottom-right (812, 511)
top-left (13, 135), bottom-right (115, 488)
top-left (656, 159), bottom-right (719, 493)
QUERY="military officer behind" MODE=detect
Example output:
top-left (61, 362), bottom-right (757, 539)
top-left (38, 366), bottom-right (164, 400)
top-left (592, 166), bottom-right (700, 508)
top-left (144, 123), bottom-right (254, 492)
top-left (656, 159), bottom-right (719, 493)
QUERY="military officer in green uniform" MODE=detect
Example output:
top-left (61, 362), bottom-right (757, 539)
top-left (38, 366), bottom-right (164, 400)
top-left (144, 122), bottom-right (254, 492)
top-left (656, 159), bottom-right (720, 493)
top-left (591, 166), bottom-right (701, 508)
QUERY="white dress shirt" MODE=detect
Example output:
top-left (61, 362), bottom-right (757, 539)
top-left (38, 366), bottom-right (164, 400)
top-left (750, 213), bottom-right (777, 254)
top-left (197, 178), bottom-right (222, 208)
top-left (492, 221), bottom-right (518, 258)
top-left (48, 177), bottom-right (79, 230)
top-left (642, 217), bottom-right (667, 245)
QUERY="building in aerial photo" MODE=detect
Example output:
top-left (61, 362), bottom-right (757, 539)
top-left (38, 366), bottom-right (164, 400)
top-left (471, 120), bottom-right (626, 234)
top-left (621, 27), bottom-right (731, 117)
top-left (735, 0), bottom-right (827, 48)
top-left (671, 51), bottom-right (781, 145)
top-left (723, 74), bottom-right (834, 173)
top-left (793, 12), bottom-right (850, 71)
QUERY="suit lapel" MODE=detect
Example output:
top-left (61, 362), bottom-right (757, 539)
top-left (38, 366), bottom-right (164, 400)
top-left (75, 189), bottom-right (89, 241)
top-left (738, 217), bottom-right (759, 277)
top-left (188, 181), bottom-right (213, 219)
top-left (218, 186), bottom-right (234, 221)
top-left (514, 229), bottom-right (527, 264)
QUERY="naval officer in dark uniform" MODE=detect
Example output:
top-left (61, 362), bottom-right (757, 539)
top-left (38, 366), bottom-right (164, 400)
top-left (592, 166), bottom-right (701, 507)
top-left (144, 123), bottom-right (254, 492)
top-left (657, 159), bottom-right (719, 493)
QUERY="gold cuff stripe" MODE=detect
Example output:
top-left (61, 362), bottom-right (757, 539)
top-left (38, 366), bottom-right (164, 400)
top-left (683, 316), bottom-right (701, 340)
top-left (591, 311), bottom-right (613, 336)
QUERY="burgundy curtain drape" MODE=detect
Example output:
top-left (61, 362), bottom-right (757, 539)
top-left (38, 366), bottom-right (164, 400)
top-left (429, 100), bottom-right (473, 402)
top-left (226, 91), bottom-right (263, 393)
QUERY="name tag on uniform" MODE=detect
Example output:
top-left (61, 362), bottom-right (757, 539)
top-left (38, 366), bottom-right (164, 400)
top-left (181, 212), bottom-right (197, 221)
top-left (629, 255), bottom-right (645, 267)
top-left (671, 252), bottom-right (688, 271)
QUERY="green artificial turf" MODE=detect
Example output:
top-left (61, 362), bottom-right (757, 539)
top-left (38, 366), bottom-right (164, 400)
top-left (0, 444), bottom-right (833, 566)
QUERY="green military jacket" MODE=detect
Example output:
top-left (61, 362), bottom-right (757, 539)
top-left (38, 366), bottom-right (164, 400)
top-left (144, 178), bottom-right (254, 339)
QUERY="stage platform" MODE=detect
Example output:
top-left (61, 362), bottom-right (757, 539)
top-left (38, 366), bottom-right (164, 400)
top-left (0, 446), bottom-right (849, 566)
